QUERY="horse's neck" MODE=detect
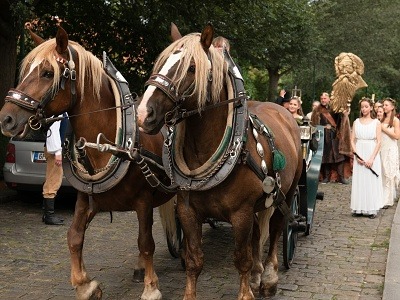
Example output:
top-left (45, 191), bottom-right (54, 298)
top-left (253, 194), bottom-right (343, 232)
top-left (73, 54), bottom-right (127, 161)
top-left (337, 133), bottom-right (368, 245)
top-left (70, 73), bottom-right (117, 168)
top-left (182, 104), bottom-right (228, 169)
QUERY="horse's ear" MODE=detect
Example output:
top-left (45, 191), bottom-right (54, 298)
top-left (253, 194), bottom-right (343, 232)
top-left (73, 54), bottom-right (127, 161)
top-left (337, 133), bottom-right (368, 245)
top-left (171, 22), bottom-right (182, 42)
top-left (200, 23), bottom-right (214, 51)
top-left (55, 25), bottom-right (69, 54)
top-left (25, 22), bottom-right (45, 46)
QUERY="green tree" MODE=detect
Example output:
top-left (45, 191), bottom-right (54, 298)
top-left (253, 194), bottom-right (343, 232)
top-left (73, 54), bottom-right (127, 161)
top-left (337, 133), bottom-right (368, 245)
top-left (218, 0), bottom-right (316, 101)
top-left (303, 0), bottom-right (400, 101)
top-left (0, 0), bottom-right (33, 176)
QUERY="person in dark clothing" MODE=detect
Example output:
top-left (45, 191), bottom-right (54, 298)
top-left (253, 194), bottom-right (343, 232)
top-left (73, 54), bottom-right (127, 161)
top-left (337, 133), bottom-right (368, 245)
top-left (311, 92), bottom-right (351, 184)
top-left (275, 89), bottom-right (291, 109)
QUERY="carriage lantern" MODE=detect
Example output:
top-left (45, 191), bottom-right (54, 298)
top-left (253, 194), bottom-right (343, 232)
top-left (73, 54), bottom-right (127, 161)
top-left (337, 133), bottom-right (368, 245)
top-left (299, 117), bottom-right (312, 141)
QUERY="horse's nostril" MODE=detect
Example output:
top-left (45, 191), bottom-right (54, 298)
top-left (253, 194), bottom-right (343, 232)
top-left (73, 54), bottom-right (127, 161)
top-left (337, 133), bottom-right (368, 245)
top-left (1, 115), bottom-right (15, 130)
top-left (145, 106), bottom-right (155, 123)
top-left (4, 115), bottom-right (12, 124)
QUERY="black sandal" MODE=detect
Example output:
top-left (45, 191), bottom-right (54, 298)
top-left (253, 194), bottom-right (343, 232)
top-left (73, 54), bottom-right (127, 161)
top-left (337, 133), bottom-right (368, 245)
top-left (352, 213), bottom-right (362, 217)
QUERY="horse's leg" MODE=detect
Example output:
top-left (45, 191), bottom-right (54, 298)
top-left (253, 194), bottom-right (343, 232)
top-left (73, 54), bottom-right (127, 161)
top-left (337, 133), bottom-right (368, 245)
top-left (133, 253), bottom-right (145, 282)
top-left (249, 214), bottom-right (263, 293)
top-left (231, 210), bottom-right (256, 300)
top-left (177, 199), bottom-right (203, 300)
top-left (259, 210), bottom-right (285, 297)
top-left (136, 200), bottom-right (162, 300)
top-left (68, 192), bottom-right (102, 300)
top-left (251, 207), bottom-right (274, 291)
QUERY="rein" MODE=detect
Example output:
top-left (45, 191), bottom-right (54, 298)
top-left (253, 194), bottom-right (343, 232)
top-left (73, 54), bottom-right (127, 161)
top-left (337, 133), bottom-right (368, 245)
top-left (40, 100), bottom-right (137, 127)
top-left (164, 94), bottom-right (247, 126)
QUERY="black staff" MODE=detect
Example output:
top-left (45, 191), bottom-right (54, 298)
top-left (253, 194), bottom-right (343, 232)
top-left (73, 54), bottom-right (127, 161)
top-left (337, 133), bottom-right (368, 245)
top-left (353, 152), bottom-right (379, 177)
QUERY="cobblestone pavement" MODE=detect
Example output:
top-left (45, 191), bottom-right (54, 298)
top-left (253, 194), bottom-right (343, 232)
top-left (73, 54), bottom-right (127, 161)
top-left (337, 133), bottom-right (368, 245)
top-left (0, 182), bottom-right (396, 300)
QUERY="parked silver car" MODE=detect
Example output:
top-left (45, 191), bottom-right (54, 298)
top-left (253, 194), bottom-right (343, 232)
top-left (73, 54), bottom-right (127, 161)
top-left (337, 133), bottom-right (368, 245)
top-left (3, 130), bottom-right (73, 193)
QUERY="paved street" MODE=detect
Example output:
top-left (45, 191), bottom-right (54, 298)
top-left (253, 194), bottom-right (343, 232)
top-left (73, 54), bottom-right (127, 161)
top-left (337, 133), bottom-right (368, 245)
top-left (0, 182), bottom-right (396, 299)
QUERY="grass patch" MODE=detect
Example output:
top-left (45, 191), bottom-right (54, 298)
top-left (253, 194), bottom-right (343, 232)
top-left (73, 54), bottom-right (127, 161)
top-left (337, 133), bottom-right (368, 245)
top-left (371, 239), bottom-right (389, 249)
top-left (385, 228), bottom-right (391, 236)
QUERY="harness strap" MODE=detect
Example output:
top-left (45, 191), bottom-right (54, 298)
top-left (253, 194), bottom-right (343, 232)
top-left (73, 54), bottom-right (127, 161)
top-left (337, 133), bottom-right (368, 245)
top-left (242, 150), bottom-right (265, 181)
top-left (273, 189), bottom-right (295, 223)
top-left (249, 114), bottom-right (286, 172)
top-left (165, 94), bottom-right (246, 126)
top-left (130, 149), bottom-right (178, 193)
top-left (246, 114), bottom-right (294, 221)
top-left (5, 89), bottom-right (40, 111)
top-left (75, 138), bottom-right (96, 175)
top-left (145, 74), bottom-right (181, 103)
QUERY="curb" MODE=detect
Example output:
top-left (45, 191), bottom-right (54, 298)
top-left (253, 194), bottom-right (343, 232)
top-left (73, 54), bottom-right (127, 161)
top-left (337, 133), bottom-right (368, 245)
top-left (383, 201), bottom-right (400, 299)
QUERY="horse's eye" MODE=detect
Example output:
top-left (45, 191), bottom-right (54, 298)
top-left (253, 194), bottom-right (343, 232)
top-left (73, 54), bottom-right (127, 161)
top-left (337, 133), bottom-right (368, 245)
top-left (188, 65), bottom-right (195, 73)
top-left (42, 71), bottom-right (54, 78)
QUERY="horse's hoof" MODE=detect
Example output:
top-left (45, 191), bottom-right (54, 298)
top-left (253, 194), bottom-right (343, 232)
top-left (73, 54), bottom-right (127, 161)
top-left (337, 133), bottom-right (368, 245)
top-left (250, 277), bottom-right (261, 292)
top-left (141, 288), bottom-right (162, 300)
top-left (75, 281), bottom-right (102, 300)
top-left (133, 268), bottom-right (145, 282)
top-left (259, 282), bottom-right (277, 298)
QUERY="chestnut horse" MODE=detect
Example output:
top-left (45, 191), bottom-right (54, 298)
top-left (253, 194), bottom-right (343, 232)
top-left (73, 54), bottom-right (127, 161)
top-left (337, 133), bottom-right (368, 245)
top-left (0, 26), bottom-right (175, 300)
top-left (137, 23), bottom-right (303, 299)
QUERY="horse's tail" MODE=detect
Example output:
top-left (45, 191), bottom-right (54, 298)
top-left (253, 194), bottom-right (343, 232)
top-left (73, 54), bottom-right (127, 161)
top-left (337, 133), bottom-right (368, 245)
top-left (158, 195), bottom-right (178, 246)
top-left (258, 206), bottom-right (275, 253)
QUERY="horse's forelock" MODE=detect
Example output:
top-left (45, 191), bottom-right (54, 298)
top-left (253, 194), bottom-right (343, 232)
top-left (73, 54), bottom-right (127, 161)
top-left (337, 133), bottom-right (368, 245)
top-left (19, 38), bottom-right (103, 102)
top-left (153, 34), bottom-right (226, 109)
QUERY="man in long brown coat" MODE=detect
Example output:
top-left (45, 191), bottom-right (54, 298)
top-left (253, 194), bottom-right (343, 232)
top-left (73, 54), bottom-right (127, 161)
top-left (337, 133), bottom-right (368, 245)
top-left (311, 92), bottom-right (352, 184)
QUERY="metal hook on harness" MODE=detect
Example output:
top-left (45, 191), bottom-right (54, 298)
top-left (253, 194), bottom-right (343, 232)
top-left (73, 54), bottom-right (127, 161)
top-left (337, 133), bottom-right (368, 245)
top-left (28, 115), bottom-right (42, 130)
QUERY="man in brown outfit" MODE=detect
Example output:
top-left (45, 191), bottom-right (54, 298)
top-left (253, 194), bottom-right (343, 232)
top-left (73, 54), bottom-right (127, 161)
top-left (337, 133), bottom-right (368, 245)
top-left (311, 92), bottom-right (352, 184)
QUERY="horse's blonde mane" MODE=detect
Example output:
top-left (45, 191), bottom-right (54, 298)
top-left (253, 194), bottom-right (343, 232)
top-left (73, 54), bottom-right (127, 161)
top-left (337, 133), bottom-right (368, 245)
top-left (153, 33), bottom-right (226, 109)
top-left (19, 38), bottom-right (103, 101)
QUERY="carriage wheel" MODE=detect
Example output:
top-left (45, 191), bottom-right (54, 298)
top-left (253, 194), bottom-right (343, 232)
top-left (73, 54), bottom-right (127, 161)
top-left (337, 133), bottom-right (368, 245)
top-left (283, 187), bottom-right (300, 269)
top-left (166, 209), bottom-right (184, 258)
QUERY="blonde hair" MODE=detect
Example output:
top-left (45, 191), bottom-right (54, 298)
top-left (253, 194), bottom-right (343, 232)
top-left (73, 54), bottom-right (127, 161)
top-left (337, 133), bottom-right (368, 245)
top-left (20, 38), bottom-right (103, 102)
top-left (152, 33), bottom-right (226, 109)
top-left (289, 96), bottom-right (304, 116)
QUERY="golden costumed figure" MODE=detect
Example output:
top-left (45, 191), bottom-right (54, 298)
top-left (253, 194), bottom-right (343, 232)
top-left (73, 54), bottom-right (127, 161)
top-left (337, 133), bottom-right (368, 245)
top-left (312, 52), bottom-right (367, 183)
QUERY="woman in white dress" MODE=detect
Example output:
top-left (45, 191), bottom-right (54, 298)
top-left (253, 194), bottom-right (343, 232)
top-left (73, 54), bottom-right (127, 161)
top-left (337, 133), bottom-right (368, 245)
top-left (380, 98), bottom-right (400, 208)
top-left (350, 98), bottom-right (383, 218)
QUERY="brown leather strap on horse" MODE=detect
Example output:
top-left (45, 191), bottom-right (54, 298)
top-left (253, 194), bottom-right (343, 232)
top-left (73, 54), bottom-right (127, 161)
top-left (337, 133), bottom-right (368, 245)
top-left (272, 188), bottom-right (295, 223)
top-left (129, 149), bottom-right (179, 193)
top-left (145, 74), bottom-right (181, 103)
top-left (5, 89), bottom-right (40, 111)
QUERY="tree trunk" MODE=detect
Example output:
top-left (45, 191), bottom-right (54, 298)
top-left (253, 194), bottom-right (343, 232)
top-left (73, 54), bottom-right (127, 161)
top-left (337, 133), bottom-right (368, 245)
top-left (267, 68), bottom-right (280, 102)
top-left (0, 0), bottom-right (18, 177)
top-left (0, 0), bottom-right (17, 106)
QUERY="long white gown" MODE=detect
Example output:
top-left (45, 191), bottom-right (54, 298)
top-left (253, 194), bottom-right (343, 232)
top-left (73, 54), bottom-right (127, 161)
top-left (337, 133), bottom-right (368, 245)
top-left (381, 124), bottom-right (400, 206)
top-left (350, 118), bottom-right (383, 215)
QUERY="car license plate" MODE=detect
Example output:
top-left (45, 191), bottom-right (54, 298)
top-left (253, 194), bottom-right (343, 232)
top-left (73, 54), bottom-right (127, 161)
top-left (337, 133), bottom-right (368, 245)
top-left (33, 151), bottom-right (46, 163)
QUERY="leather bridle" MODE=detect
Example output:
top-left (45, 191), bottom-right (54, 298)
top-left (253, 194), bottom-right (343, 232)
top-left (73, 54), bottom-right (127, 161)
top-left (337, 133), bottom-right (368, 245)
top-left (144, 72), bottom-right (196, 126)
top-left (5, 46), bottom-right (78, 130)
top-left (144, 53), bottom-right (245, 127)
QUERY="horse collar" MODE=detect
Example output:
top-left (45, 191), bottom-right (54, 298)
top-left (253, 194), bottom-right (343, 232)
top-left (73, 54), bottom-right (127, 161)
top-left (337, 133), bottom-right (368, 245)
top-left (161, 57), bottom-right (248, 191)
top-left (62, 53), bottom-right (136, 194)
